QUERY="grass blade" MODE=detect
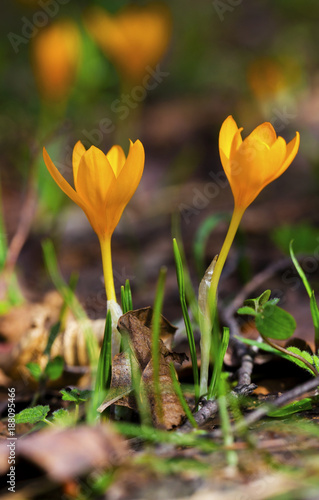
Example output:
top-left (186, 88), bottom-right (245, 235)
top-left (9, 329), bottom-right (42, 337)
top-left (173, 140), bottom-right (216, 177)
top-left (169, 363), bottom-right (197, 428)
top-left (173, 238), bottom-right (199, 404)
top-left (152, 266), bottom-right (167, 425)
top-left (208, 327), bottom-right (230, 400)
top-left (290, 241), bottom-right (319, 351)
top-left (172, 214), bottom-right (199, 322)
top-left (95, 310), bottom-right (112, 398)
top-left (121, 285), bottom-right (128, 314)
top-left (125, 279), bottom-right (133, 311)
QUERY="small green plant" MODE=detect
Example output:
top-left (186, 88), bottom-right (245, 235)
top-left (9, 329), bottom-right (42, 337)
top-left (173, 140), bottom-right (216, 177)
top-left (237, 289), bottom-right (319, 377)
top-left (15, 405), bottom-right (52, 426)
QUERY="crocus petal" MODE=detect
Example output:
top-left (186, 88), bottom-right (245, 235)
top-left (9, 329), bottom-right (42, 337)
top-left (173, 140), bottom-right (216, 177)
top-left (108, 140), bottom-right (145, 205)
top-left (219, 115), bottom-right (240, 159)
top-left (231, 134), bottom-right (287, 209)
top-left (102, 140), bottom-right (145, 234)
top-left (245, 122), bottom-right (277, 148)
top-left (43, 147), bottom-right (86, 211)
top-left (106, 145), bottom-right (127, 178)
top-left (219, 148), bottom-right (230, 178)
top-left (44, 138), bottom-right (145, 241)
top-left (228, 128), bottom-right (244, 171)
top-left (72, 140), bottom-right (86, 189)
top-left (277, 131), bottom-right (300, 176)
top-left (221, 128), bottom-right (243, 184)
top-left (219, 116), bottom-right (300, 212)
top-left (75, 146), bottom-right (116, 211)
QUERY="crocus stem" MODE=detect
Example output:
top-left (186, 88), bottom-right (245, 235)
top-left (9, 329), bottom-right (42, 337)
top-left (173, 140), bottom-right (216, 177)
top-left (199, 206), bottom-right (245, 397)
top-left (99, 236), bottom-right (116, 302)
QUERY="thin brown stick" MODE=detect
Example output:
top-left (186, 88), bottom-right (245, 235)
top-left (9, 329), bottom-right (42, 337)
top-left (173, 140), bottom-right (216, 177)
top-left (179, 383), bottom-right (256, 433)
top-left (4, 172), bottom-right (38, 276)
top-left (207, 375), bottom-right (319, 439)
top-left (0, 126), bottom-right (63, 299)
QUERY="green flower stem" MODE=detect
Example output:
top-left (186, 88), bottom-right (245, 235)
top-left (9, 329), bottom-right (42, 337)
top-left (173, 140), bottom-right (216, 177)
top-left (200, 206), bottom-right (245, 397)
top-left (99, 236), bottom-right (116, 302)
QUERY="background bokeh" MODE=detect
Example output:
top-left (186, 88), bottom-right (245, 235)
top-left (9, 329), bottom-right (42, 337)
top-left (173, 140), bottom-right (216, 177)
top-left (1, 0), bottom-right (319, 329)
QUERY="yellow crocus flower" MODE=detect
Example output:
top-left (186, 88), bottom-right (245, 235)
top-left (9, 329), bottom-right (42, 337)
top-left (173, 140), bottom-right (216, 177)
top-left (43, 140), bottom-right (145, 303)
top-left (31, 20), bottom-right (81, 103)
top-left (219, 115), bottom-right (300, 211)
top-left (199, 116), bottom-right (300, 396)
top-left (85, 3), bottom-right (172, 83)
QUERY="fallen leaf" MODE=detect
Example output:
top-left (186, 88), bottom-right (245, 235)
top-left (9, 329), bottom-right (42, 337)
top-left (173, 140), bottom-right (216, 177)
top-left (98, 308), bottom-right (187, 429)
top-left (142, 359), bottom-right (186, 429)
top-left (119, 307), bottom-right (177, 349)
top-left (0, 424), bottom-right (128, 481)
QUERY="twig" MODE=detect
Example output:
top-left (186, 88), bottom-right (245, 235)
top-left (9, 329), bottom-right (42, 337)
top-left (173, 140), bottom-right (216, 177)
top-left (208, 375), bottom-right (319, 439)
top-left (179, 384), bottom-right (256, 433)
top-left (236, 354), bottom-right (255, 388)
top-left (0, 126), bottom-right (64, 298)
top-left (221, 307), bottom-right (256, 389)
top-left (4, 169), bottom-right (38, 276)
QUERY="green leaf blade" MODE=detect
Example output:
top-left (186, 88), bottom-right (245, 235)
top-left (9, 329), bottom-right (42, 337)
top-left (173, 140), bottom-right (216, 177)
top-left (15, 405), bottom-right (50, 424)
top-left (255, 303), bottom-right (296, 340)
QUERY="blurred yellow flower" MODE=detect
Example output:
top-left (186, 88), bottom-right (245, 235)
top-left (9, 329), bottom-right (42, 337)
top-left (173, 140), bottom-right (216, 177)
top-left (43, 140), bottom-right (145, 301)
top-left (31, 20), bottom-right (81, 102)
top-left (85, 2), bottom-right (172, 82)
top-left (219, 115), bottom-right (300, 211)
top-left (247, 57), bottom-right (302, 101)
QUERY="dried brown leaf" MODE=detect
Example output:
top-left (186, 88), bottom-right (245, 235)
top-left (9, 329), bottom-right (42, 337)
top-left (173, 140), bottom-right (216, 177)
top-left (112, 308), bottom-right (187, 428)
top-left (0, 424), bottom-right (128, 482)
top-left (118, 307), bottom-right (177, 349)
top-left (98, 351), bottom-right (136, 412)
top-left (142, 359), bottom-right (186, 429)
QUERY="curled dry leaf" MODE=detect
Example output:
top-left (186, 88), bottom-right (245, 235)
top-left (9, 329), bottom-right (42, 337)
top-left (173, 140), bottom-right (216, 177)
top-left (142, 358), bottom-right (186, 429)
top-left (99, 308), bottom-right (187, 429)
top-left (0, 291), bottom-right (63, 343)
top-left (0, 291), bottom-right (107, 385)
top-left (122, 307), bottom-right (177, 349)
top-left (0, 424), bottom-right (128, 482)
top-left (98, 351), bottom-right (136, 412)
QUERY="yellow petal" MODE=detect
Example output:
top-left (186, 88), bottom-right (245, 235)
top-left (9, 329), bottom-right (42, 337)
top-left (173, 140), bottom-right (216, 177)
top-left (75, 146), bottom-right (116, 212)
top-left (219, 148), bottom-right (230, 179)
top-left (110, 139), bottom-right (145, 204)
top-left (104, 140), bottom-right (145, 234)
top-left (32, 20), bottom-right (81, 102)
top-left (245, 122), bottom-right (277, 148)
top-left (85, 4), bottom-right (171, 83)
top-left (219, 115), bottom-right (240, 159)
top-left (231, 134), bottom-right (287, 209)
top-left (43, 147), bottom-right (86, 210)
top-left (72, 140), bottom-right (86, 189)
top-left (106, 145), bottom-right (127, 178)
top-left (222, 128), bottom-right (243, 183)
top-left (277, 131), bottom-right (300, 176)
